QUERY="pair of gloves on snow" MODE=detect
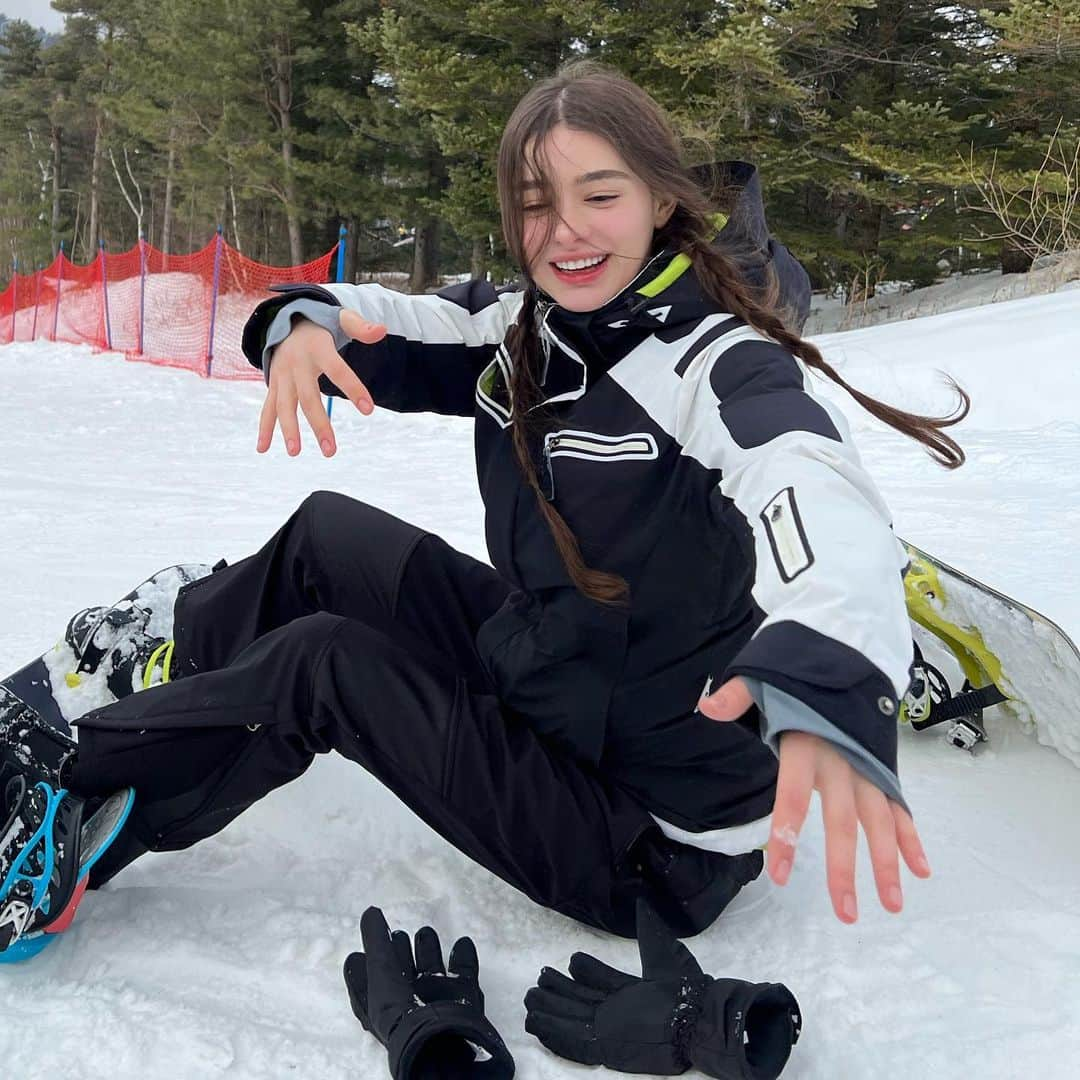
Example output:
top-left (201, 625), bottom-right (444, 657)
top-left (344, 898), bottom-right (801, 1080)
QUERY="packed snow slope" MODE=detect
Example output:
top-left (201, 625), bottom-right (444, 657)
top-left (1, 285), bottom-right (1078, 1078)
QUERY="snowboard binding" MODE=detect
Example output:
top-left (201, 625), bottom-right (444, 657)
top-left (901, 642), bottom-right (1007, 751)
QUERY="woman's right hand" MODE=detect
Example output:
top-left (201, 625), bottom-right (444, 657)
top-left (257, 308), bottom-right (388, 458)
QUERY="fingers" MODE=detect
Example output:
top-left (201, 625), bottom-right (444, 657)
top-left (323, 354), bottom-right (374, 415)
top-left (819, 751), bottom-right (860, 923)
top-left (524, 1009), bottom-right (596, 1067)
top-left (893, 802), bottom-right (932, 879)
top-left (524, 985), bottom-right (594, 1022)
top-left (567, 951), bottom-right (636, 993)
top-left (276, 379), bottom-right (302, 457)
top-left (413, 925), bottom-right (445, 976)
top-left (855, 776), bottom-right (903, 914)
top-left (297, 382), bottom-right (336, 457)
top-left (257, 388), bottom-right (276, 454)
top-left (768, 732), bottom-right (815, 887)
top-left (359, 907), bottom-right (405, 977)
top-left (634, 899), bottom-right (703, 981)
top-left (339, 307), bottom-right (388, 346)
top-left (391, 929), bottom-right (416, 981)
top-left (536, 966), bottom-right (604, 1005)
top-left (447, 936), bottom-right (479, 982)
top-left (698, 675), bottom-right (753, 721)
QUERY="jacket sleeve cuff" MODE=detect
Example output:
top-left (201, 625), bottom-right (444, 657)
top-left (241, 282), bottom-right (341, 381)
top-left (742, 677), bottom-right (909, 813)
top-left (723, 620), bottom-right (909, 799)
top-left (258, 298), bottom-right (350, 383)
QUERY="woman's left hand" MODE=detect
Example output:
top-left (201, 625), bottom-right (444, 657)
top-left (698, 676), bottom-right (931, 923)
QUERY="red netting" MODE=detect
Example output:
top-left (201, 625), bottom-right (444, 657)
top-left (0, 237), bottom-right (337, 381)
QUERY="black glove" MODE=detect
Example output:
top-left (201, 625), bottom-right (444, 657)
top-left (524, 898), bottom-right (801, 1079)
top-left (343, 906), bottom-right (515, 1080)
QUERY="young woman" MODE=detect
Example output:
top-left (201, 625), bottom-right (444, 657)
top-left (0, 61), bottom-right (967, 959)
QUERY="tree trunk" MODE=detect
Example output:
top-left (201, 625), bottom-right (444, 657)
top-left (410, 217), bottom-right (440, 293)
top-left (470, 236), bottom-right (485, 279)
top-left (88, 108), bottom-right (103, 249)
top-left (161, 126), bottom-right (177, 254)
top-left (345, 216), bottom-right (358, 284)
top-left (51, 121), bottom-right (62, 255)
top-left (274, 39), bottom-right (303, 266)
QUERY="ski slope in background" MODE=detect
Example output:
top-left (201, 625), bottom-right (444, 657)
top-left (1, 283), bottom-right (1078, 1078)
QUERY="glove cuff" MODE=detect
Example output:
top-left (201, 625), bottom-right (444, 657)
top-left (689, 979), bottom-right (801, 1080)
top-left (388, 1001), bottom-right (515, 1080)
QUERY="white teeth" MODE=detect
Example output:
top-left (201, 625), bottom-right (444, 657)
top-left (554, 254), bottom-right (606, 271)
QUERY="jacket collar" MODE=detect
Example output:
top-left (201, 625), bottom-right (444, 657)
top-left (530, 246), bottom-right (725, 407)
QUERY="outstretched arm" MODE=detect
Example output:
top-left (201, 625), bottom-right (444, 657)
top-left (676, 326), bottom-right (924, 921)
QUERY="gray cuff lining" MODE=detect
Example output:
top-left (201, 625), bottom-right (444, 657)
top-left (743, 676), bottom-right (909, 814)
top-left (261, 299), bottom-right (349, 384)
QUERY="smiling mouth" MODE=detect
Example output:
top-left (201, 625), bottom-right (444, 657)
top-left (551, 254), bottom-right (609, 274)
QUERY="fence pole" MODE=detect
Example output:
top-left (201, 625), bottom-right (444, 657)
top-left (9, 258), bottom-right (16, 344)
top-left (99, 240), bottom-right (113, 350)
top-left (206, 225), bottom-right (224, 377)
top-left (31, 267), bottom-right (41, 341)
top-left (327, 224), bottom-right (348, 420)
top-left (138, 231), bottom-right (147, 355)
top-left (51, 241), bottom-right (65, 341)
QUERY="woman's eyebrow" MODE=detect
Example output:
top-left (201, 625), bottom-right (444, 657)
top-left (520, 169), bottom-right (631, 190)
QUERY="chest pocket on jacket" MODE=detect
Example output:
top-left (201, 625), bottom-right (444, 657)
top-left (541, 429), bottom-right (658, 500)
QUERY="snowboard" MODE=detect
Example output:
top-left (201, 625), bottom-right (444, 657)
top-left (900, 539), bottom-right (1080, 767)
top-left (0, 563), bottom-right (214, 737)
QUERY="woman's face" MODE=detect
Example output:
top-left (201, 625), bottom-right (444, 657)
top-left (521, 124), bottom-right (674, 312)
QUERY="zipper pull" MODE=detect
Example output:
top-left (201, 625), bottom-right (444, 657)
top-left (541, 436), bottom-right (557, 501)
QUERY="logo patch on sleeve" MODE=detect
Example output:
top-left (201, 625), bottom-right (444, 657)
top-left (760, 487), bottom-right (814, 582)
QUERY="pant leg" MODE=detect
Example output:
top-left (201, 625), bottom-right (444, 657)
top-left (73, 497), bottom-right (759, 936)
top-left (173, 491), bottom-right (509, 692)
top-left (73, 611), bottom-right (665, 935)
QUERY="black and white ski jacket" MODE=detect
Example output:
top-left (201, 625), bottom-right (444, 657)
top-left (242, 221), bottom-right (914, 835)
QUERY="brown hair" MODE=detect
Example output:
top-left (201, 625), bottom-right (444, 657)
top-left (495, 60), bottom-right (969, 606)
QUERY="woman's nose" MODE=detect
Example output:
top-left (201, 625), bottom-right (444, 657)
top-left (551, 209), bottom-right (587, 243)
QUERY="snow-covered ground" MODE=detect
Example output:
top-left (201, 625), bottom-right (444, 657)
top-left (1, 286), bottom-right (1079, 1078)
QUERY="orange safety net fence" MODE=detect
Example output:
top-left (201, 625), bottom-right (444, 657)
top-left (0, 236), bottom-right (337, 380)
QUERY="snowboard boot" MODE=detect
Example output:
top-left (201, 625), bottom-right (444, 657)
top-left (0, 686), bottom-right (134, 962)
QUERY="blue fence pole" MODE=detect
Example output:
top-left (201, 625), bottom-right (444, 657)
top-left (138, 232), bottom-right (147, 355)
top-left (99, 241), bottom-right (113, 350)
top-left (327, 223), bottom-right (347, 420)
top-left (51, 241), bottom-right (65, 341)
top-left (206, 225), bottom-right (224, 377)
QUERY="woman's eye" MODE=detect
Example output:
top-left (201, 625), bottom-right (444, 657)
top-left (588, 195), bottom-right (618, 203)
top-left (523, 203), bottom-right (549, 213)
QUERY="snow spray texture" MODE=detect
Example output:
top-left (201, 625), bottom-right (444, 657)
top-left (524, 897), bottom-right (801, 1078)
top-left (343, 906), bottom-right (515, 1080)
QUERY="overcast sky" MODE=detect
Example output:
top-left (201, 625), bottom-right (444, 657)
top-left (2, 2), bottom-right (64, 32)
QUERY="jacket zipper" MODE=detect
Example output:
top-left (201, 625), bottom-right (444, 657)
top-left (542, 431), bottom-right (658, 501)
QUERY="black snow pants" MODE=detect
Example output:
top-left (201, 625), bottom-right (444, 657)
top-left (70, 492), bottom-right (761, 938)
